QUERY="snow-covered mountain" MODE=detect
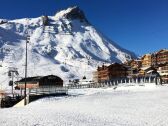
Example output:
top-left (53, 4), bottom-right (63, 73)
top-left (0, 6), bottom-right (136, 89)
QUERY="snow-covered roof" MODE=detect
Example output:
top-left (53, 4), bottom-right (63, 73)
top-left (157, 49), bottom-right (168, 53)
top-left (140, 66), bottom-right (151, 71)
top-left (147, 70), bottom-right (154, 74)
top-left (159, 73), bottom-right (168, 76)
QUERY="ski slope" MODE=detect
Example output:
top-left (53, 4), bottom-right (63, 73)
top-left (0, 6), bottom-right (136, 89)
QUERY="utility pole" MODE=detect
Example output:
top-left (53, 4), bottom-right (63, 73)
top-left (24, 36), bottom-right (30, 105)
top-left (11, 72), bottom-right (14, 97)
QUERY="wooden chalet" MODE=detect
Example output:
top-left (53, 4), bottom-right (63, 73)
top-left (151, 52), bottom-right (157, 67)
top-left (125, 65), bottom-right (139, 77)
top-left (124, 59), bottom-right (142, 69)
top-left (151, 49), bottom-right (168, 67)
top-left (97, 64), bottom-right (109, 81)
top-left (15, 75), bottom-right (63, 89)
top-left (141, 54), bottom-right (152, 67)
top-left (156, 49), bottom-right (168, 65)
top-left (130, 60), bottom-right (141, 69)
top-left (157, 63), bottom-right (168, 83)
top-left (97, 63), bottom-right (127, 82)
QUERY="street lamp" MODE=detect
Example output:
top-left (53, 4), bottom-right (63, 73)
top-left (24, 36), bottom-right (30, 105)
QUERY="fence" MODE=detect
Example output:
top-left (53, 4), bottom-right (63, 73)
top-left (28, 86), bottom-right (68, 96)
top-left (100, 76), bottom-right (158, 85)
top-left (66, 76), bottom-right (162, 89)
top-left (0, 76), bottom-right (162, 108)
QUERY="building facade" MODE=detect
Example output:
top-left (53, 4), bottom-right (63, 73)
top-left (156, 49), bottom-right (168, 65)
top-left (141, 54), bottom-right (152, 67)
top-left (124, 59), bottom-right (141, 69)
top-left (97, 65), bottom-right (109, 81)
top-left (151, 53), bottom-right (157, 67)
top-left (92, 71), bottom-right (98, 83)
top-left (151, 49), bottom-right (168, 67)
top-left (157, 63), bottom-right (168, 83)
top-left (97, 63), bottom-right (127, 82)
top-left (16, 75), bottom-right (63, 89)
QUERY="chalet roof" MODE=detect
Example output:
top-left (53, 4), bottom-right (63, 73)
top-left (147, 70), bottom-right (155, 74)
top-left (141, 54), bottom-right (151, 59)
top-left (159, 73), bottom-right (168, 76)
top-left (107, 63), bottom-right (127, 70)
top-left (130, 59), bottom-right (141, 62)
top-left (97, 64), bottom-right (108, 70)
top-left (134, 60), bottom-right (141, 62)
top-left (17, 76), bottom-right (42, 82)
top-left (140, 66), bottom-right (151, 70)
top-left (16, 75), bottom-right (62, 83)
top-left (98, 62), bottom-right (126, 70)
top-left (139, 66), bottom-right (155, 71)
top-left (108, 62), bottom-right (122, 67)
top-left (157, 49), bottom-right (168, 54)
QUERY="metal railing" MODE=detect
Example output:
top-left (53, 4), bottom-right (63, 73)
top-left (28, 86), bottom-right (68, 95)
top-left (66, 76), bottom-right (161, 89)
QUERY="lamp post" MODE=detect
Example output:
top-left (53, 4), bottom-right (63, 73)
top-left (24, 36), bottom-right (30, 105)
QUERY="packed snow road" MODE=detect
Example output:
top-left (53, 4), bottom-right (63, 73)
top-left (0, 84), bottom-right (168, 126)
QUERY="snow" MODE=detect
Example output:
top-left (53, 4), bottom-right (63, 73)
top-left (0, 7), bottom-right (136, 90)
top-left (1, 84), bottom-right (168, 126)
top-left (55, 6), bottom-right (78, 20)
top-left (140, 66), bottom-right (151, 71)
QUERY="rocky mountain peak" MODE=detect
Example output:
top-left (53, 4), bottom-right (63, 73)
top-left (0, 6), bottom-right (136, 89)
top-left (55, 6), bottom-right (88, 22)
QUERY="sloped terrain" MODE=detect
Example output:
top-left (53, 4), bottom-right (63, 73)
top-left (0, 84), bottom-right (168, 126)
top-left (0, 6), bottom-right (136, 89)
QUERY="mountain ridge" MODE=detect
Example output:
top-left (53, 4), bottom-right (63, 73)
top-left (0, 6), bottom-right (136, 89)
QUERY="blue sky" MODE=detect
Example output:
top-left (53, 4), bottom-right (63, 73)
top-left (0, 0), bottom-right (168, 55)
